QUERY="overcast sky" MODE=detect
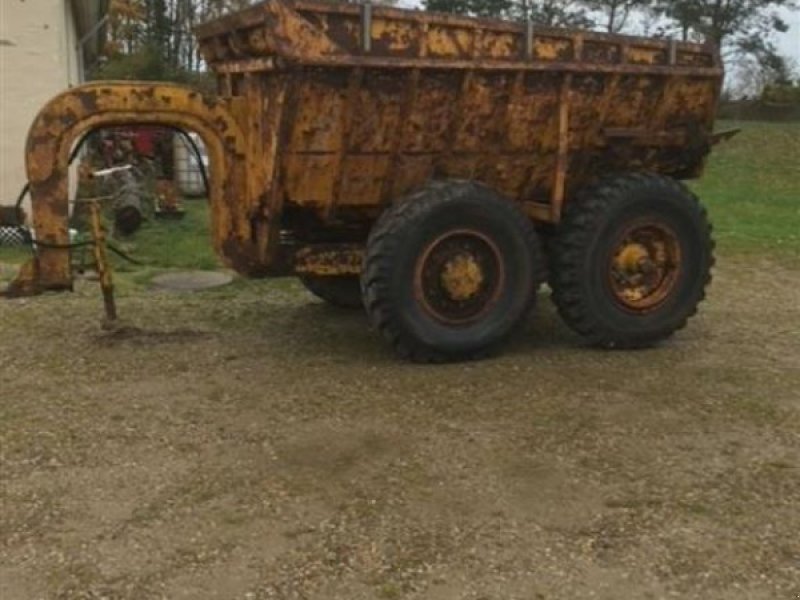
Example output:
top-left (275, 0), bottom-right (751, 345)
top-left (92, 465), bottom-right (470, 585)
top-left (776, 8), bottom-right (800, 65)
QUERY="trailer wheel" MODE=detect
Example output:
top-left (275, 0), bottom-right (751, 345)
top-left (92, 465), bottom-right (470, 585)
top-left (550, 173), bottom-right (714, 348)
top-left (300, 275), bottom-right (363, 309)
top-left (362, 181), bottom-right (543, 362)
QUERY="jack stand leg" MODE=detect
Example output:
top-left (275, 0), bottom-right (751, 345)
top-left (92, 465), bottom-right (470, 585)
top-left (89, 200), bottom-right (118, 323)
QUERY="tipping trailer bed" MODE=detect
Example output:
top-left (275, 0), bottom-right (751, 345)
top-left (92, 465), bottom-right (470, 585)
top-left (195, 0), bottom-right (722, 225)
top-left (6, 0), bottom-right (725, 361)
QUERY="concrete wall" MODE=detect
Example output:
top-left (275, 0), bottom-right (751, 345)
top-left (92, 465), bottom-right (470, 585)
top-left (0, 0), bottom-right (82, 216)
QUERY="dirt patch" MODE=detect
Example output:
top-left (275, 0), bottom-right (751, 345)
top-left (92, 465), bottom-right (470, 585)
top-left (95, 324), bottom-right (214, 347)
top-left (1, 255), bottom-right (799, 599)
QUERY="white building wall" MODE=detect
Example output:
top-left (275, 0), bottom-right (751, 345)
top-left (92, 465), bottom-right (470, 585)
top-left (0, 0), bottom-right (81, 215)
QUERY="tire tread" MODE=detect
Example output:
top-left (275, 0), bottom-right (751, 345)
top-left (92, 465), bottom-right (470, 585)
top-left (550, 172), bottom-right (714, 348)
top-left (363, 180), bottom-right (545, 362)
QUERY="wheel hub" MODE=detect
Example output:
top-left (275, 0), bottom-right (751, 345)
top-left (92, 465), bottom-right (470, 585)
top-left (609, 221), bottom-right (681, 311)
top-left (440, 253), bottom-right (485, 301)
top-left (415, 229), bottom-right (504, 325)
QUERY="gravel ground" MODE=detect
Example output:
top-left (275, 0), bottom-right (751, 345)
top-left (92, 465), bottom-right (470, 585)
top-left (1, 254), bottom-right (799, 600)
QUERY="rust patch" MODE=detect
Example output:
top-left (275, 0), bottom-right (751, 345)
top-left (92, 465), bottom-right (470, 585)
top-left (294, 244), bottom-right (364, 276)
top-left (584, 41), bottom-right (620, 64)
top-left (78, 91), bottom-right (99, 113)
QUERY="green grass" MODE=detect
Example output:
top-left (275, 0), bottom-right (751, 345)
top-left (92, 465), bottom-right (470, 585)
top-left (116, 199), bottom-right (219, 271)
top-left (102, 199), bottom-right (219, 291)
top-left (0, 200), bottom-right (218, 287)
top-left (693, 120), bottom-right (800, 262)
top-left (0, 246), bottom-right (32, 283)
top-left (0, 246), bottom-right (31, 266)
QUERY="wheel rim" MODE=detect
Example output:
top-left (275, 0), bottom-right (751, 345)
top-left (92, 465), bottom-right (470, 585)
top-left (414, 229), bottom-right (505, 325)
top-left (608, 219), bottom-right (682, 313)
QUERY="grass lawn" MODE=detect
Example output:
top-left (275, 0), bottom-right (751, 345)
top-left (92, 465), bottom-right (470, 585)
top-left (695, 120), bottom-right (800, 263)
top-left (120, 200), bottom-right (219, 271)
top-left (108, 200), bottom-right (221, 289)
top-left (0, 201), bottom-right (220, 287)
top-left (1, 120), bottom-right (798, 283)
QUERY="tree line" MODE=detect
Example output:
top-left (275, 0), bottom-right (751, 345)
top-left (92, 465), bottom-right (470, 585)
top-left (98, 0), bottom-right (254, 84)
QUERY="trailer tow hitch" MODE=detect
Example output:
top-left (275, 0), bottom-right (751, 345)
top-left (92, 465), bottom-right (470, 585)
top-left (1, 195), bottom-right (141, 324)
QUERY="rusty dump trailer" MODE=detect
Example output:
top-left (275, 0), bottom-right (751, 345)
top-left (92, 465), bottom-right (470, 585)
top-left (8, 0), bottom-right (724, 361)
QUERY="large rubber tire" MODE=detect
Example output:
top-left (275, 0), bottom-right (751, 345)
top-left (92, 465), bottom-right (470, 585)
top-left (362, 180), bottom-right (544, 362)
top-left (300, 275), bottom-right (363, 309)
top-left (550, 173), bottom-right (714, 348)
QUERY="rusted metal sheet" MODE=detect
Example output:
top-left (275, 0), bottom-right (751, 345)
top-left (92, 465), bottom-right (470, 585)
top-left (293, 244), bottom-right (363, 275)
top-left (197, 0), bottom-right (720, 220)
top-left (7, 0), bottom-right (723, 296)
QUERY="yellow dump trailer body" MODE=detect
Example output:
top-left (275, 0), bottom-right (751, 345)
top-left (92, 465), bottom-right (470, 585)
top-left (7, 1), bottom-right (724, 362)
top-left (198, 0), bottom-right (722, 226)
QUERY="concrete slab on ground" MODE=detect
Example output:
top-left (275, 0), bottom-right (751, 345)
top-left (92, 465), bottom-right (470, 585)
top-left (150, 270), bottom-right (233, 292)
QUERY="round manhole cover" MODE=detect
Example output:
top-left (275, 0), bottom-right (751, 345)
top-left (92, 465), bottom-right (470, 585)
top-left (150, 270), bottom-right (233, 292)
